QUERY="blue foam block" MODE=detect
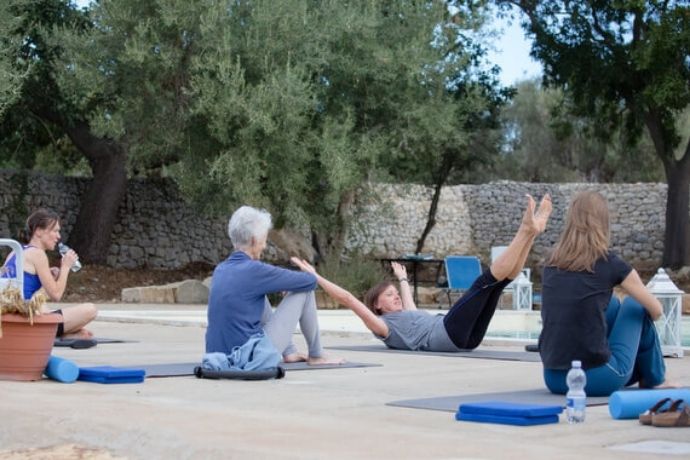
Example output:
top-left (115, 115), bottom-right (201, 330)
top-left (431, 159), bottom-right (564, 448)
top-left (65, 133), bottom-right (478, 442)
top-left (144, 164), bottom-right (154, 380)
top-left (44, 355), bottom-right (79, 383)
top-left (459, 401), bottom-right (563, 418)
top-left (456, 412), bottom-right (560, 426)
top-left (608, 388), bottom-right (690, 420)
top-left (78, 366), bottom-right (146, 384)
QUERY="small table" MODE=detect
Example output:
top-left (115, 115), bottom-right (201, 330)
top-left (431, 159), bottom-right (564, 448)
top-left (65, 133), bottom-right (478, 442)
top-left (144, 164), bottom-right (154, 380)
top-left (378, 254), bottom-right (444, 304)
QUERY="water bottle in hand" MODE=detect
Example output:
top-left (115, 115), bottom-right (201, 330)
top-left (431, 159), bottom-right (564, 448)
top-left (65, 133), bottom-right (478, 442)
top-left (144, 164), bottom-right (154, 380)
top-left (566, 360), bottom-right (587, 424)
top-left (58, 242), bottom-right (82, 272)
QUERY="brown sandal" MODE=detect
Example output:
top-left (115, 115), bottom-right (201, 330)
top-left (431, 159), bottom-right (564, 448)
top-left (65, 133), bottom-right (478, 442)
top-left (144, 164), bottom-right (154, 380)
top-left (639, 397), bottom-right (672, 425)
top-left (651, 399), bottom-right (690, 427)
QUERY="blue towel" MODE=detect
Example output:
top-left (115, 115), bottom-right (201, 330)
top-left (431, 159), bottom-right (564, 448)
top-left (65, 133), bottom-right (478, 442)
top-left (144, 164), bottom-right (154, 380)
top-left (202, 332), bottom-right (280, 372)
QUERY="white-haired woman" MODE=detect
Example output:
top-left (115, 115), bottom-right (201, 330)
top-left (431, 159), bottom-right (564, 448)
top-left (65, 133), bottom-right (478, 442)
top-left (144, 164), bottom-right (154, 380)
top-left (205, 205), bottom-right (342, 365)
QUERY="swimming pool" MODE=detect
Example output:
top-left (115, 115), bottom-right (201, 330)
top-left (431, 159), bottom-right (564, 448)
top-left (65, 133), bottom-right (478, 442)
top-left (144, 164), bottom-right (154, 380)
top-left (485, 312), bottom-right (690, 347)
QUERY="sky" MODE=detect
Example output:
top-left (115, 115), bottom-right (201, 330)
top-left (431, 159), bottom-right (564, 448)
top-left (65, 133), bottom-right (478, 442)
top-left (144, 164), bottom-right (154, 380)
top-left (486, 14), bottom-right (543, 86)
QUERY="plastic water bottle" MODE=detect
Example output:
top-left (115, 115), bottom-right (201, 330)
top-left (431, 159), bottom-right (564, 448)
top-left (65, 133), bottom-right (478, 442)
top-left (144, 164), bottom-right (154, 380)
top-left (58, 243), bottom-right (82, 272)
top-left (566, 360), bottom-right (587, 424)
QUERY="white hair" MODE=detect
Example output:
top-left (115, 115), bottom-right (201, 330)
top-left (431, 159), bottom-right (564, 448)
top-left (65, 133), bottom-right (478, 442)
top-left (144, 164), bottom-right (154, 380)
top-left (228, 206), bottom-right (272, 248)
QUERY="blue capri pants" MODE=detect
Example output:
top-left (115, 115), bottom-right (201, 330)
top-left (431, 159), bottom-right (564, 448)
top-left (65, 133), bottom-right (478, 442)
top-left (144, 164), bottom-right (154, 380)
top-left (543, 297), bottom-right (666, 397)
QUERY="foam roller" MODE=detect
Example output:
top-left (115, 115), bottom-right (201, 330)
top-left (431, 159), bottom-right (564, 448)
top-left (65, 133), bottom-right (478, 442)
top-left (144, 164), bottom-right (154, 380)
top-left (44, 355), bottom-right (80, 383)
top-left (608, 388), bottom-right (690, 419)
top-left (194, 366), bottom-right (285, 380)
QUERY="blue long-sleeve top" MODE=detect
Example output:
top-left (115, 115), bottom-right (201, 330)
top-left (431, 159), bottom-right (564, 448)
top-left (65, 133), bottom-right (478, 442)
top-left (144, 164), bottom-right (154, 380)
top-left (205, 251), bottom-right (317, 354)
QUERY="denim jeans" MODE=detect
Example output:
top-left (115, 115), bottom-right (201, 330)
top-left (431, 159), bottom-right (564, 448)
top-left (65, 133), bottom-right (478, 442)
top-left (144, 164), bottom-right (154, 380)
top-left (544, 296), bottom-right (666, 397)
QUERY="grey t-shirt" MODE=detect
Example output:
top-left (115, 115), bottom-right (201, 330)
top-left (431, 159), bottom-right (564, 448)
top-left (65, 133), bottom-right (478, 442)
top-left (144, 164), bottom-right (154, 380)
top-left (376, 310), bottom-right (461, 352)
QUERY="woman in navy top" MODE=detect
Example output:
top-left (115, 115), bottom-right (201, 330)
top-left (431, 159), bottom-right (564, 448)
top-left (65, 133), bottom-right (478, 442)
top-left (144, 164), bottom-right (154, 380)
top-left (205, 206), bottom-right (343, 365)
top-left (292, 194), bottom-right (552, 352)
top-left (2, 209), bottom-right (97, 338)
top-left (540, 191), bottom-right (670, 396)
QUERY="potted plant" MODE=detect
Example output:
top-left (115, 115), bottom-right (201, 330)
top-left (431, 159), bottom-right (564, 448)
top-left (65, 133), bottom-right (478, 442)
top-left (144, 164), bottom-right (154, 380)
top-left (0, 282), bottom-right (61, 381)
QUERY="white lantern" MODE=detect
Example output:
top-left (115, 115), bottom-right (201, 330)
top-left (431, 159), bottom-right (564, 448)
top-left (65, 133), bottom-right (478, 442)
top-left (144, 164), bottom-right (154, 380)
top-left (646, 268), bottom-right (684, 358)
top-left (512, 271), bottom-right (533, 311)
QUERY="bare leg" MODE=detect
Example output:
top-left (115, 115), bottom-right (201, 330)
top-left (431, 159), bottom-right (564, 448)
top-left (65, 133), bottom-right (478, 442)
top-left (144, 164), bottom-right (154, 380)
top-left (60, 303), bottom-right (98, 339)
top-left (490, 194), bottom-right (552, 281)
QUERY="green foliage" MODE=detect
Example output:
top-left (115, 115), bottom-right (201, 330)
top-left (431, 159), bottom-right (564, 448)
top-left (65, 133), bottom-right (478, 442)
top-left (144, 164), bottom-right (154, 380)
top-left (0, 0), bottom-right (509, 264)
top-left (175, 0), bottom-right (501, 256)
top-left (0, 1), bottom-right (28, 118)
top-left (497, 79), bottom-right (664, 182)
top-left (503, 0), bottom-right (690, 161)
top-left (316, 252), bottom-right (386, 300)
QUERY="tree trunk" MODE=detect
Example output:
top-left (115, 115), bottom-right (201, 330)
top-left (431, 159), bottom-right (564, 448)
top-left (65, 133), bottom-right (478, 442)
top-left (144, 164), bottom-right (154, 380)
top-left (63, 122), bottom-right (127, 264)
top-left (416, 152), bottom-right (454, 254)
top-left (645, 111), bottom-right (690, 269)
top-left (311, 189), bottom-right (356, 264)
top-left (661, 150), bottom-right (690, 269)
top-left (416, 180), bottom-right (444, 254)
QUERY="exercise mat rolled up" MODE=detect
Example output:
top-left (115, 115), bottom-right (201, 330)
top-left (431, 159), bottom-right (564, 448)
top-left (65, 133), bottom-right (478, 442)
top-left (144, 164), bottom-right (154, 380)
top-left (194, 366), bottom-right (285, 380)
top-left (609, 388), bottom-right (690, 419)
top-left (44, 355), bottom-right (80, 383)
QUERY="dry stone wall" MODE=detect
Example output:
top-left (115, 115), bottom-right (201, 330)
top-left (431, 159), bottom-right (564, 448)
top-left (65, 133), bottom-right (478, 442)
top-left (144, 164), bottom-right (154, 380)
top-left (346, 181), bottom-right (667, 271)
top-left (0, 171), bottom-right (669, 270)
top-left (0, 171), bottom-right (232, 269)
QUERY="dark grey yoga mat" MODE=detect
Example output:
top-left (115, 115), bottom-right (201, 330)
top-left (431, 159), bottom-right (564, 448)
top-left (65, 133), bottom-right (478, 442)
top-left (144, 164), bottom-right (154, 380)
top-left (387, 389), bottom-right (609, 413)
top-left (138, 361), bottom-right (381, 378)
top-left (327, 344), bottom-right (541, 362)
top-left (54, 337), bottom-right (135, 347)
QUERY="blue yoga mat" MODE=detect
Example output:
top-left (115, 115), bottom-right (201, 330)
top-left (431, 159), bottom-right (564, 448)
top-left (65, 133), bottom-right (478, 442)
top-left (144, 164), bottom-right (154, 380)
top-left (78, 366), bottom-right (145, 384)
top-left (456, 412), bottom-right (560, 426)
top-left (459, 401), bottom-right (563, 418)
top-left (608, 388), bottom-right (690, 419)
top-left (456, 401), bottom-right (562, 426)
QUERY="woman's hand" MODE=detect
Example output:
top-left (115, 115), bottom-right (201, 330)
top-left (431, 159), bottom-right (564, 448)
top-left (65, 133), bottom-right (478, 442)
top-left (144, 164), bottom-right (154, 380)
top-left (391, 262), bottom-right (407, 281)
top-left (60, 248), bottom-right (79, 271)
top-left (290, 256), bottom-right (316, 274)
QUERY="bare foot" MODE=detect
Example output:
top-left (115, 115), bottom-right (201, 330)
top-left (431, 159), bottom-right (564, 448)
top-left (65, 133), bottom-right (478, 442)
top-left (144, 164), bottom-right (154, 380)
top-left (61, 328), bottom-right (93, 340)
top-left (283, 352), bottom-right (308, 363)
top-left (308, 355), bottom-right (346, 366)
top-left (534, 194), bottom-right (552, 233)
top-left (520, 194), bottom-right (539, 234)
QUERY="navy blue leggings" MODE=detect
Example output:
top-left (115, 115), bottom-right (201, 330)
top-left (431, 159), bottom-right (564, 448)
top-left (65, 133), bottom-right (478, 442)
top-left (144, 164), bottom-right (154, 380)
top-left (443, 270), bottom-right (512, 349)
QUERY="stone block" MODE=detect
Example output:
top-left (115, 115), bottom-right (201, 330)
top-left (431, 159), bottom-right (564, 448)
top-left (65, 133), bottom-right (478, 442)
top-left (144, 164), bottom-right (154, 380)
top-left (174, 279), bottom-right (209, 304)
top-left (121, 285), bottom-right (176, 303)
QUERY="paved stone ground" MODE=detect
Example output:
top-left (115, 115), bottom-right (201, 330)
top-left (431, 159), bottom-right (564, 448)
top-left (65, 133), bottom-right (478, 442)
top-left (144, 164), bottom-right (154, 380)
top-left (1, 305), bottom-right (689, 460)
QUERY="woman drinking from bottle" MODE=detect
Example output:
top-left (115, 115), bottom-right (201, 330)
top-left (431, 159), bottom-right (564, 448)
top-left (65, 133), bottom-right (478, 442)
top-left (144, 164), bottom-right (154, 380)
top-left (2, 209), bottom-right (97, 339)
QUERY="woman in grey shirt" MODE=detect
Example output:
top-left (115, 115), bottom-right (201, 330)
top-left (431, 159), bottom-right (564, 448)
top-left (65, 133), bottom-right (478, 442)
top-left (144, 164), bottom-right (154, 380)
top-left (292, 194), bottom-right (551, 351)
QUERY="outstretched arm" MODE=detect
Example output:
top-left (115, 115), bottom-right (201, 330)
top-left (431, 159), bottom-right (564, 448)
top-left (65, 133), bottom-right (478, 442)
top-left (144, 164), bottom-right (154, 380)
top-left (290, 257), bottom-right (389, 337)
top-left (391, 262), bottom-right (416, 311)
top-left (621, 269), bottom-right (663, 320)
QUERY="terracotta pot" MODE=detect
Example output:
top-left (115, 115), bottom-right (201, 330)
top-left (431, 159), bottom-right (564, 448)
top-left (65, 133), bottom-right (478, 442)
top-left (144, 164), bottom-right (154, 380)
top-left (0, 313), bottom-right (62, 381)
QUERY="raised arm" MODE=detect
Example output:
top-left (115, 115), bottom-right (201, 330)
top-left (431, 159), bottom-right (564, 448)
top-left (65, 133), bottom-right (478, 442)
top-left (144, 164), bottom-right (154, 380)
top-left (621, 269), bottom-right (663, 320)
top-left (290, 257), bottom-right (389, 337)
top-left (391, 262), bottom-right (416, 311)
